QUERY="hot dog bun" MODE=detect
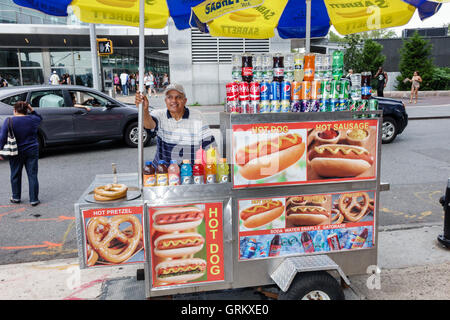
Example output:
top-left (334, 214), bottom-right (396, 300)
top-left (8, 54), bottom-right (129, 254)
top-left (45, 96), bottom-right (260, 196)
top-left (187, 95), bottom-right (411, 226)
top-left (155, 258), bottom-right (207, 283)
top-left (153, 233), bottom-right (204, 258)
top-left (309, 144), bottom-right (373, 178)
top-left (240, 201), bottom-right (284, 229)
top-left (286, 206), bottom-right (330, 226)
top-left (152, 206), bottom-right (204, 233)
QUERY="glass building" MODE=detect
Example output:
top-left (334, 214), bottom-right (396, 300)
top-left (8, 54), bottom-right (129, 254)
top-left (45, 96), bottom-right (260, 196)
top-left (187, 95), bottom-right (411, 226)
top-left (0, 0), bottom-right (169, 91)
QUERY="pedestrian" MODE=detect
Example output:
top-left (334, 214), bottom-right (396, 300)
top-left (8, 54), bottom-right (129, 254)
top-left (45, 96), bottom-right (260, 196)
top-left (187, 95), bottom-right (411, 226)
top-left (113, 73), bottom-right (121, 95)
top-left (0, 74), bottom-right (8, 87)
top-left (0, 101), bottom-right (42, 206)
top-left (130, 74), bottom-right (136, 93)
top-left (375, 67), bottom-right (388, 97)
top-left (120, 71), bottom-right (129, 96)
top-left (345, 69), bottom-right (353, 86)
top-left (49, 71), bottom-right (60, 85)
top-left (405, 71), bottom-right (422, 104)
top-left (162, 73), bottom-right (169, 89)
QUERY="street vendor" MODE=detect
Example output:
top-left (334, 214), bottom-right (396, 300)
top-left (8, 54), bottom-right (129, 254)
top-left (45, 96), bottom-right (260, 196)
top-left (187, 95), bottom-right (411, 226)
top-left (135, 83), bottom-right (217, 165)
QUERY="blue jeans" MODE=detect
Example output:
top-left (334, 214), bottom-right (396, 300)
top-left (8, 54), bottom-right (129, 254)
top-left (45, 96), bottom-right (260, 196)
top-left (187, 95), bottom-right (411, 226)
top-left (9, 147), bottom-right (39, 202)
top-left (122, 84), bottom-right (128, 96)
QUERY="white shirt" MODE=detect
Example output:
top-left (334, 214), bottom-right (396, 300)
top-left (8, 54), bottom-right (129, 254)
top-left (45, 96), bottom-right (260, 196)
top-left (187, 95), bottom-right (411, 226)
top-left (50, 74), bottom-right (60, 85)
top-left (120, 73), bottom-right (128, 85)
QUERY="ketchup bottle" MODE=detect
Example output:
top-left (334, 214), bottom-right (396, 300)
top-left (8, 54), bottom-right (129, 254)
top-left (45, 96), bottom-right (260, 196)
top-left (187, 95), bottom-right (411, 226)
top-left (193, 159), bottom-right (204, 185)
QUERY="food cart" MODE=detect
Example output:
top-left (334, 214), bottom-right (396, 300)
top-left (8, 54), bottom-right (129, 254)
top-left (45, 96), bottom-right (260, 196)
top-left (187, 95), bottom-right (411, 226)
top-left (74, 108), bottom-right (388, 300)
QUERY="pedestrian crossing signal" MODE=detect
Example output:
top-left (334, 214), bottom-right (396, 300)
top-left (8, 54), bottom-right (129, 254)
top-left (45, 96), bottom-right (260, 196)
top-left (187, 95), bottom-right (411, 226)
top-left (97, 39), bottom-right (113, 56)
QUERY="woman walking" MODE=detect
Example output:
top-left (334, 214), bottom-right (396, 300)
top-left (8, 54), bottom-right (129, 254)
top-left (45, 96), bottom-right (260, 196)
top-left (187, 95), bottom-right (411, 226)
top-left (0, 101), bottom-right (42, 206)
top-left (407, 71), bottom-right (422, 104)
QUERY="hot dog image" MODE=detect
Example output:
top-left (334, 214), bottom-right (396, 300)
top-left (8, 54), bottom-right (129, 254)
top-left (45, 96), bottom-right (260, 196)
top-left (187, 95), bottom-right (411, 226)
top-left (155, 258), bottom-right (207, 284)
top-left (308, 144), bottom-right (374, 178)
top-left (153, 233), bottom-right (205, 258)
top-left (286, 206), bottom-right (330, 226)
top-left (235, 133), bottom-right (305, 180)
top-left (239, 200), bottom-right (284, 229)
top-left (152, 206), bottom-right (204, 233)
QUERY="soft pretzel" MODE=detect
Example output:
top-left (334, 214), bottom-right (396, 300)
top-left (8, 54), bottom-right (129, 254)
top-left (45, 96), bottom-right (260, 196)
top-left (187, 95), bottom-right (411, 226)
top-left (331, 209), bottom-right (344, 224)
top-left (87, 215), bottom-right (142, 264)
top-left (86, 244), bottom-right (99, 266)
top-left (94, 184), bottom-right (127, 201)
top-left (338, 193), bottom-right (370, 222)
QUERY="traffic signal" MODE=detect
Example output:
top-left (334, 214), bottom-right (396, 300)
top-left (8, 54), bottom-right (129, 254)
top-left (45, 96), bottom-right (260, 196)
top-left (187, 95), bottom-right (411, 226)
top-left (97, 39), bottom-right (113, 56)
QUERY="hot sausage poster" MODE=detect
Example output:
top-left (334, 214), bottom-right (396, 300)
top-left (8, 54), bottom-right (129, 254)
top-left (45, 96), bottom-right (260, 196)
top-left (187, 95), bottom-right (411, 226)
top-left (148, 202), bottom-right (225, 288)
top-left (232, 119), bottom-right (378, 188)
top-left (238, 191), bottom-right (375, 261)
top-left (82, 206), bottom-right (145, 267)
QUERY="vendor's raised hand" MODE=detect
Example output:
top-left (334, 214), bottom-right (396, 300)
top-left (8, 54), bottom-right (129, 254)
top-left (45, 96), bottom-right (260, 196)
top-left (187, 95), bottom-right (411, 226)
top-left (135, 91), bottom-right (149, 109)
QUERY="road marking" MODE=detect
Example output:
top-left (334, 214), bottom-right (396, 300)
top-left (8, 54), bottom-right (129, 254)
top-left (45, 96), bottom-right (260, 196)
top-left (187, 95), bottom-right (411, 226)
top-left (19, 215), bottom-right (75, 222)
top-left (0, 241), bottom-right (62, 250)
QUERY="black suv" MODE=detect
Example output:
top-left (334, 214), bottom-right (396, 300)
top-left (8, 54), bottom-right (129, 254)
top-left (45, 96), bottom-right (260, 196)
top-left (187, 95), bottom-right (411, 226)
top-left (376, 97), bottom-right (408, 143)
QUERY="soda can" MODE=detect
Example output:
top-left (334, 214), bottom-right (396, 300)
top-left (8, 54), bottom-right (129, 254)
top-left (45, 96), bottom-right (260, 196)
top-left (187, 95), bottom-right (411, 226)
top-left (328, 99), bottom-right (338, 112)
top-left (281, 99), bottom-right (290, 112)
top-left (343, 231), bottom-right (358, 250)
top-left (281, 81), bottom-right (291, 100)
top-left (331, 80), bottom-right (340, 99)
top-left (309, 99), bottom-right (320, 112)
top-left (226, 82), bottom-right (239, 101)
top-left (242, 237), bottom-right (257, 259)
top-left (291, 100), bottom-right (301, 112)
top-left (270, 100), bottom-right (281, 113)
top-left (327, 233), bottom-right (341, 251)
top-left (270, 81), bottom-right (281, 101)
top-left (319, 99), bottom-right (327, 112)
top-left (249, 100), bottom-right (259, 114)
top-left (260, 80), bottom-right (270, 101)
top-left (368, 98), bottom-right (378, 118)
top-left (260, 100), bottom-right (271, 113)
top-left (311, 80), bottom-right (322, 100)
top-left (338, 98), bottom-right (347, 111)
top-left (301, 81), bottom-right (311, 100)
top-left (300, 100), bottom-right (309, 112)
top-left (249, 81), bottom-right (260, 101)
top-left (348, 99), bottom-right (358, 112)
top-left (321, 79), bottom-right (332, 100)
top-left (357, 99), bottom-right (368, 118)
top-left (240, 100), bottom-right (250, 114)
top-left (340, 78), bottom-right (350, 99)
top-left (291, 81), bottom-right (302, 101)
top-left (238, 81), bottom-right (249, 101)
top-left (227, 100), bottom-right (240, 114)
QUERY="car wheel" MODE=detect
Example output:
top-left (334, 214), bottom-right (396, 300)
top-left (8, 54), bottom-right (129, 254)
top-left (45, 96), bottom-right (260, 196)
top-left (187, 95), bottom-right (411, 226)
top-left (278, 271), bottom-right (345, 300)
top-left (124, 122), bottom-right (149, 148)
top-left (382, 116), bottom-right (398, 144)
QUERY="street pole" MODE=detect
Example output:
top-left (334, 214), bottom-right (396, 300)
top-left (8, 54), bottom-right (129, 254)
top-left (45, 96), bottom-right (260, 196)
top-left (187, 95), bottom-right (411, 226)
top-left (305, 0), bottom-right (311, 53)
top-left (89, 23), bottom-right (100, 90)
top-left (138, 0), bottom-right (145, 190)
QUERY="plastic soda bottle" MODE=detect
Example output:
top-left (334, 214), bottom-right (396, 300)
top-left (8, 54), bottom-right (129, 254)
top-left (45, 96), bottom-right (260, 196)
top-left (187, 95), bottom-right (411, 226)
top-left (180, 160), bottom-right (193, 185)
top-left (156, 160), bottom-right (168, 186)
top-left (168, 160), bottom-right (180, 186)
top-left (216, 158), bottom-right (229, 183)
top-left (143, 161), bottom-right (156, 187)
top-left (193, 159), bottom-right (204, 184)
top-left (205, 147), bottom-right (217, 184)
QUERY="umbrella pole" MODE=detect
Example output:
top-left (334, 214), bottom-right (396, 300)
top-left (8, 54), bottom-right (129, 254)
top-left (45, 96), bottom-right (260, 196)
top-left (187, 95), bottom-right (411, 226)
top-left (138, 0), bottom-right (145, 190)
top-left (305, 0), bottom-right (311, 53)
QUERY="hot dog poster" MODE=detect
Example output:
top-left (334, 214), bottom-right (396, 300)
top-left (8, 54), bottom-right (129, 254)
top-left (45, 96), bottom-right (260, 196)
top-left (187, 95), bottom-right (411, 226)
top-left (148, 203), bottom-right (225, 288)
top-left (232, 119), bottom-right (378, 188)
top-left (82, 206), bottom-right (145, 267)
top-left (238, 191), bottom-right (375, 261)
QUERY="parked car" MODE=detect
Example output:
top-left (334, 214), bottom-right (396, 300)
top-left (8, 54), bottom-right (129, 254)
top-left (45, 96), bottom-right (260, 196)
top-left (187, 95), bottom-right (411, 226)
top-left (0, 85), bottom-right (155, 154)
top-left (376, 97), bottom-right (408, 144)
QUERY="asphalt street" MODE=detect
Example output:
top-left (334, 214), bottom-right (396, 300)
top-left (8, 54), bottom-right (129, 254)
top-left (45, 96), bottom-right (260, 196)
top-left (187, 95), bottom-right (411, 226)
top-left (0, 99), bottom-right (448, 266)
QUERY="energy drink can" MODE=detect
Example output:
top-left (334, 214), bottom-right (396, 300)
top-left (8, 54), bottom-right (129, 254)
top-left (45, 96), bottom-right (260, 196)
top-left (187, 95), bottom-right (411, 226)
top-left (270, 100), bottom-right (281, 113)
top-left (328, 99), bottom-right (338, 112)
top-left (259, 100), bottom-right (270, 113)
top-left (281, 99), bottom-right (291, 112)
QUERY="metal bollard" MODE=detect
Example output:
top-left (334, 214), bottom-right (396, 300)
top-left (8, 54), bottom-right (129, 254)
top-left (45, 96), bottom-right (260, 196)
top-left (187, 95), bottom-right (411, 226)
top-left (437, 178), bottom-right (450, 248)
top-left (108, 88), bottom-right (115, 99)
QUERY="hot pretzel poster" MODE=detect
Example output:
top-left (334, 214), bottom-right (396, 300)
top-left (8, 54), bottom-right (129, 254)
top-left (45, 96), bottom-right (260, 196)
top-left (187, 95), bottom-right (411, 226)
top-left (148, 202), bottom-right (225, 288)
top-left (82, 206), bottom-right (145, 267)
top-left (238, 191), bottom-right (375, 261)
top-left (232, 119), bottom-right (378, 188)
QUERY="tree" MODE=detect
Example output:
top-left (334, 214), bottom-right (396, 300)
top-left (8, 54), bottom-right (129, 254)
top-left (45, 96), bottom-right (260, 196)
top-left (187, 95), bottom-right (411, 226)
top-left (396, 31), bottom-right (434, 90)
top-left (343, 34), bottom-right (364, 73)
top-left (361, 39), bottom-right (386, 88)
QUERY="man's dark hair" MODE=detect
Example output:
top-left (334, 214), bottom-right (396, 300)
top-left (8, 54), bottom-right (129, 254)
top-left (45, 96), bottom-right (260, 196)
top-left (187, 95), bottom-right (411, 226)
top-left (14, 101), bottom-right (29, 115)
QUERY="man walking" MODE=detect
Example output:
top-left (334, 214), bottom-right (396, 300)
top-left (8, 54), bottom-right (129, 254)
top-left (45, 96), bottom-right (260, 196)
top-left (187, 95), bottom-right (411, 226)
top-left (120, 71), bottom-right (129, 96)
top-left (375, 67), bottom-right (388, 97)
top-left (49, 71), bottom-right (60, 85)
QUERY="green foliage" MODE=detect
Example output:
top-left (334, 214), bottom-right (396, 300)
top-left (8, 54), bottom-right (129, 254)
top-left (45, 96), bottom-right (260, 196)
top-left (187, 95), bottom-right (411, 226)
top-left (361, 39), bottom-right (386, 87)
top-left (429, 67), bottom-right (450, 90)
top-left (396, 31), bottom-right (434, 90)
top-left (343, 34), bottom-right (363, 73)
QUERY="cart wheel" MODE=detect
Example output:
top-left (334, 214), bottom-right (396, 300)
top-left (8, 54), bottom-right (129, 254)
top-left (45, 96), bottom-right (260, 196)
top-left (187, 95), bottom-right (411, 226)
top-left (278, 271), bottom-right (345, 300)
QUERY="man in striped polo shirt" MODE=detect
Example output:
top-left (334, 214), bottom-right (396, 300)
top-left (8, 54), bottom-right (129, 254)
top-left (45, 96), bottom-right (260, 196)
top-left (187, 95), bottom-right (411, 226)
top-left (135, 83), bottom-right (216, 166)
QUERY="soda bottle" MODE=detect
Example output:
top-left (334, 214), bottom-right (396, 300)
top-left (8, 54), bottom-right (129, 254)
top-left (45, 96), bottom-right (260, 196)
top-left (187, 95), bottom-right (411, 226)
top-left (216, 158), bottom-right (229, 183)
top-left (231, 53), bottom-right (242, 82)
top-left (301, 232), bottom-right (315, 253)
top-left (143, 161), bottom-right (156, 187)
top-left (293, 52), bottom-right (304, 82)
top-left (241, 53), bottom-right (253, 83)
top-left (272, 53), bottom-right (284, 82)
top-left (268, 235), bottom-right (282, 257)
top-left (284, 53), bottom-right (294, 82)
top-left (156, 160), bottom-right (168, 186)
top-left (361, 72), bottom-right (372, 100)
top-left (193, 159), bottom-right (204, 184)
top-left (253, 54), bottom-right (263, 82)
top-left (180, 159), bottom-right (193, 185)
top-left (168, 160), bottom-right (180, 186)
top-left (205, 147), bottom-right (217, 184)
top-left (303, 53), bottom-right (315, 81)
top-left (351, 228), bottom-right (369, 249)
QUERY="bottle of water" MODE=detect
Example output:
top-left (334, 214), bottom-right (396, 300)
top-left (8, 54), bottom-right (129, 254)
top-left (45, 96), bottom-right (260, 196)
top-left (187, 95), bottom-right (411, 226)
top-left (284, 53), bottom-right (294, 82)
top-left (262, 53), bottom-right (273, 81)
top-left (350, 73), bottom-right (362, 100)
top-left (253, 54), bottom-right (263, 82)
top-left (315, 54), bottom-right (323, 80)
top-left (323, 53), bottom-right (332, 79)
top-left (293, 52), bottom-right (304, 82)
top-left (231, 53), bottom-right (241, 82)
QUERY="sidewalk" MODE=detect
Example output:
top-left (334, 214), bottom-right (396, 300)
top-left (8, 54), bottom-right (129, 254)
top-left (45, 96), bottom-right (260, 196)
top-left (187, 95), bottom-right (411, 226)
top-left (1, 223), bottom-right (449, 300)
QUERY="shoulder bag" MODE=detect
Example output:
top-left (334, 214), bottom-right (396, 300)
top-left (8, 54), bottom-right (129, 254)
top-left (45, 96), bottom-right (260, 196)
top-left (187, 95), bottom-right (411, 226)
top-left (0, 118), bottom-right (18, 157)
